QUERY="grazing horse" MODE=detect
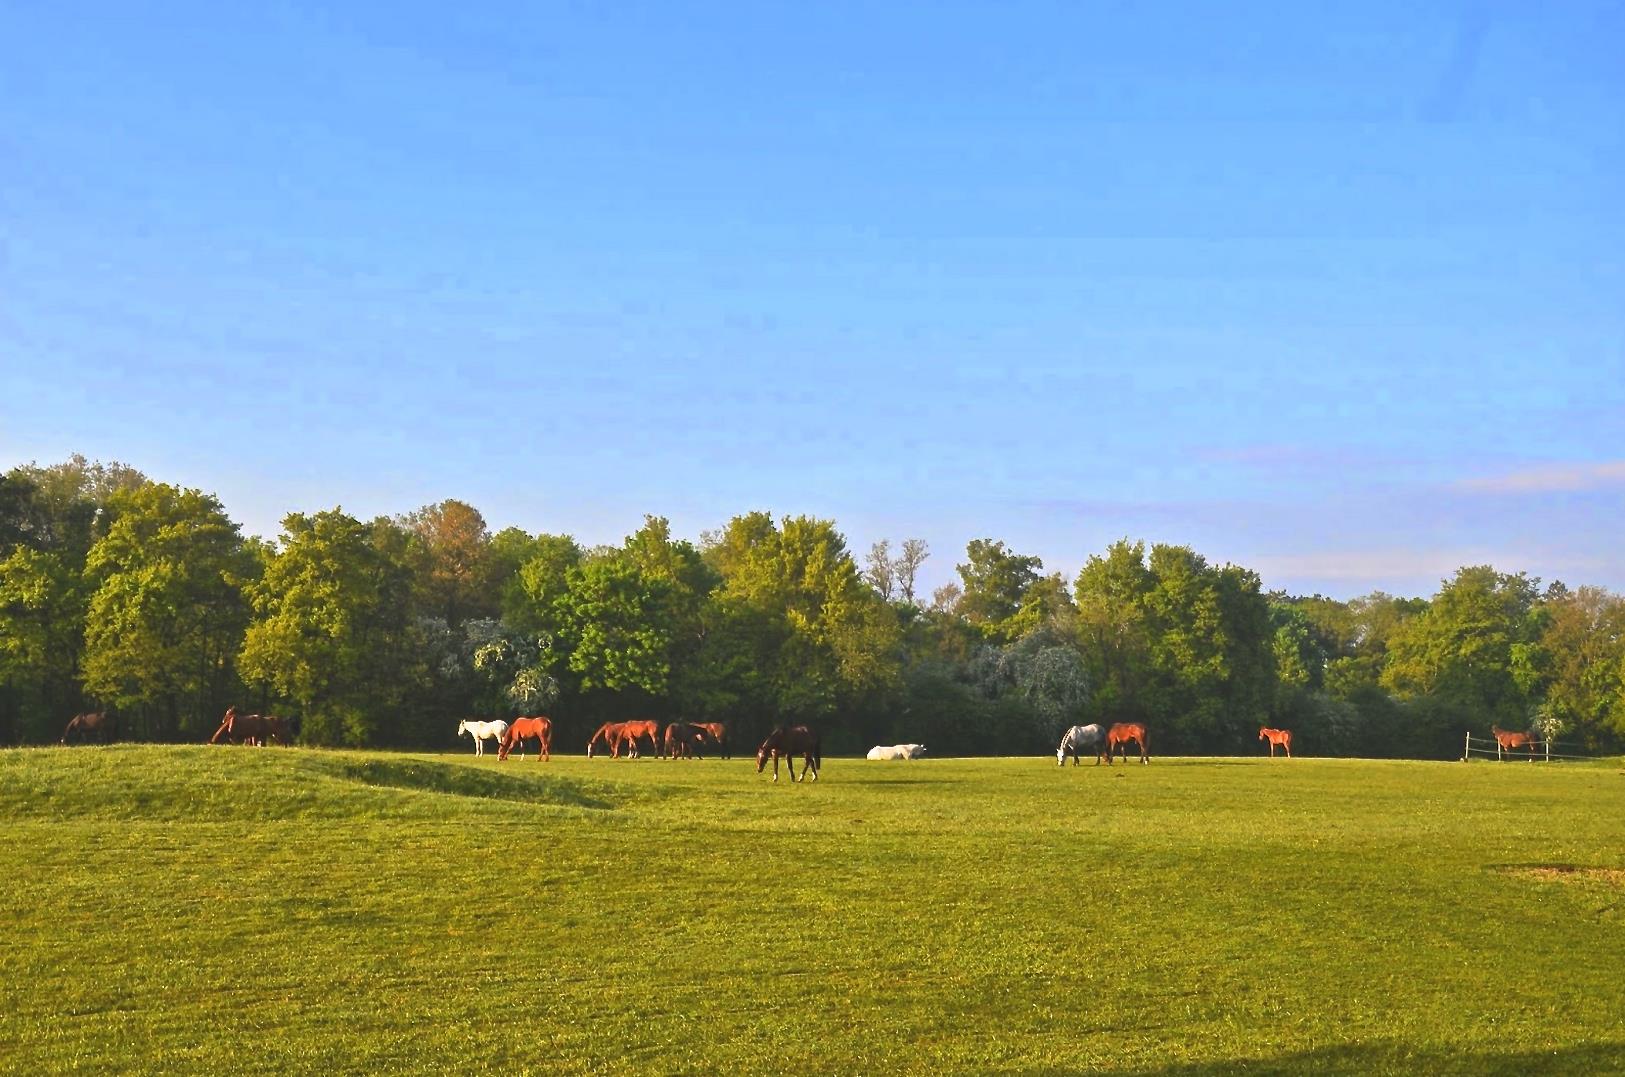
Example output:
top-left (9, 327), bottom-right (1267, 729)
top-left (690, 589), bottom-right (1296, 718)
top-left (457, 719), bottom-right (510, 757)
top-left (756, 725), bottom-right (821, 783)
top-left (619, 719), bottom-right (661, 759)
top-left (60, 711), bottom-right (117, 745)
top-left (498, 716), bottom-right (552, 761)
top-left (210, 708), bottom-right (284, 746)
top-left (1259, 727), bottom-right (1293, 758)
top-left (586, 721), bottom-right (630, 758)
top-left (692, 721), bottom-right (729, 759)
top-left (1056, 724), bottom-right (1106, 766)
top-left (663, 722), bottom-right (710, 759)
top-left (1490, 725), bottom-right (1539, 760)
top-left (1105, 722), bottom-right (1150, 765)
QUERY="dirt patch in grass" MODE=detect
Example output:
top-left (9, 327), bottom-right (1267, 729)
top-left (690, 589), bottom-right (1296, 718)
top-left (1495, 864), bottom-right (1625, 889)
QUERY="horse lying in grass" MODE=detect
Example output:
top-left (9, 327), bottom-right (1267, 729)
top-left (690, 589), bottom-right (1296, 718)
top-left (498, 716), bottom-right (552, 761)
top-left (867, 744), bottom-right (927, 760)
top-left (1259, 727), bottom-right (1293, 758)
top-left (1056, 724), bottom-right (1105, 766)
top-left (757, 725), bottom-right (821, 783)
top-left (457, 719), bottom-right (509, 757)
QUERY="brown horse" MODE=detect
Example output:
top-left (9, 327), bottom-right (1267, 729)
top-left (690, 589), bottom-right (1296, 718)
top-left (61, 711), bottom-right (117, 745)
top-left (210, 706), bottom-right (285, 747)
top-left (663, 722), bottom-right (710, 759)
top-left (692, 721), bottom-right (729, 759)
top-left (756, 725), bottom-right (821, 783)
top-left (586, 721), bottom-right (629, 758)
top-left (619, 719), bottom-right (661, 758)
top-left (1105, 722), bottom-right (1149, 765)
top-left (1259, 727), bottom-right (1293, 758)
top-left (498, 716), bottom-right (553, 761)
top-left (1490, 725), bottom-right (1539, 760)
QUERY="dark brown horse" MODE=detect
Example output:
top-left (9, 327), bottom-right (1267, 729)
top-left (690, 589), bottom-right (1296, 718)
top-left (1259, 727), bottom-right (1293, 758)
top-left (61, 711), bottom-right (117, 745)
top-left (498, 716), bottom-right (553, 761)
top-left (1490, 725), bottom-right (1539, 760)
top-left (1105, 722), bottom-right (1149, 765)
top-left (756, 725), bottom-right (821, 783)
top-left (692, 721), bottom-right (729, 759)
top-left (210, 707), bottom-right (288, 747)
top-left (663, 722), bottom-right (710, 759)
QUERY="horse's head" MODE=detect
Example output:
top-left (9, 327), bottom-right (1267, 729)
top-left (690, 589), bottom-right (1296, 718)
top-left (756, 743), bottom-right (773, 773)
top-left (457, 720), bottom-right (469, 737)
top-left (1259, 728), bottom-right (1268, 740)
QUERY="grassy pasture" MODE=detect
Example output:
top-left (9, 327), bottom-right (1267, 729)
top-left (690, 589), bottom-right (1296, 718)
top-left (1, 747), bottom-right (1622, 1075)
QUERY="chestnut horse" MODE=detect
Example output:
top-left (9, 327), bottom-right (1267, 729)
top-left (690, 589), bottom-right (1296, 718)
top-left (1259, 727), bottom-right (1293, 758)
top-left (692, 721), bottom-right (729, 759)
top-left (586, 721), bottom-right (629, 758)
top-left (1490, 725), bottom-right (1539, 760)
top-left (620, 719), bottom-right (661, 758)
top-left (1105, 722), bottom-right (1150, 765)
top-left (498, 716), bottom-right (552, 761)
top-left (756, 725), bottom-right (821, 783)
top-left (61, 711), bottom-right (117, 745)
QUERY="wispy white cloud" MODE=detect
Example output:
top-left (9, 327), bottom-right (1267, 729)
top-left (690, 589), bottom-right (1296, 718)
top-left (1249, 548), bottom-right (1517, 584)
top-left (1456, 461), bottom-right (1625, 494)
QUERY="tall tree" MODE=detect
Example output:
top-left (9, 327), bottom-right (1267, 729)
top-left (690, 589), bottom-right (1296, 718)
top-left (954, 539), bottom-right (1044, 641)
top-left (400, 499), bottom-right (493, 625)
top-left (239, 510), bottom-right (418, 746)
top-left (80, 484), bottom-right (253, 739)
top-left (895, 538), bottom-right (930, 605)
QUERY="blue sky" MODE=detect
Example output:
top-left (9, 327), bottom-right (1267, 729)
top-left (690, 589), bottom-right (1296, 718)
top-left (3, 1), bottom-right (1622, 599)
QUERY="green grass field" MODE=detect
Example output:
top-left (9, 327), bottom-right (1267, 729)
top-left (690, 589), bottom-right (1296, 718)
top-left (2, 746), bottom-right (1622, 1075)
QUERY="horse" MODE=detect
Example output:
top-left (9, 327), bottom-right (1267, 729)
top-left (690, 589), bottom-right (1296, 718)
top-left (210, 708), bottom-right (283, 747)
top-left (1490, 725), bottom-right (1539, 761)
top-left (498, 716), bottom-right (552, 761)
top-left (1056, 724), bottom-right (1106, 766)
top-left (867, 744), bottom-right (928, 760)
top-left (586, 721), bottom-right (630, 758)
top-left (756, 725), bottom-right (821, 783)
top-left (663, 722), bottom-right (710, 759)
top-left (60, 711), bottom-right (117, 746)
top-left (1105, 722), bottom-right (1150, 765)
top-left (457, 719), bottom-right (510, 757)
top-left (692, 721), bottom-right (729, 759)
top-left (619, 719), bottom-right (662, 759)
top-left (1259, 727), bottom-right (1293, 758)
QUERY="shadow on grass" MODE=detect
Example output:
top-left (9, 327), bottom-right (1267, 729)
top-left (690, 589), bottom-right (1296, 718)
top-left (1083, 1040), bottom-right (1625, 1076)
top-left (323, 757), bottom-right (617, 810)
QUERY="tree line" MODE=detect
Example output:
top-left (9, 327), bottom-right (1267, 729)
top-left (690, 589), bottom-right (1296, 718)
top-left (3, 455), bottom-right (1622, 758)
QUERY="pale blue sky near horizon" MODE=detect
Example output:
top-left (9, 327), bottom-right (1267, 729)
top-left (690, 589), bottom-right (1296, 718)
top-left (3, 1), bottom-right (1622, 600)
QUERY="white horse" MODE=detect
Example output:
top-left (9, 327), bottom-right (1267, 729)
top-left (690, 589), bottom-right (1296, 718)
top-left (457, 719), bottom-right (510, 757)
top-left (1057, 724), bottom-right (1106, 766)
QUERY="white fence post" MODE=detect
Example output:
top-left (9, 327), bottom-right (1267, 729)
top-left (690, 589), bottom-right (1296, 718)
top-left (1464, 731), bottom-right (1471, 761)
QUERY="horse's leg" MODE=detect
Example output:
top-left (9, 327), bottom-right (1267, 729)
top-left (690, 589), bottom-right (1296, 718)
top-left (807, 752), bottom-right (818, 781)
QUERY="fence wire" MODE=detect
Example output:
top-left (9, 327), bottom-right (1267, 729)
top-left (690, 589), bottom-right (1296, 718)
top-left (1463, 732), bottom-right (1594, 762)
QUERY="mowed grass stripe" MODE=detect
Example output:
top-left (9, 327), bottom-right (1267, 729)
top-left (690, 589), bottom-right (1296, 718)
top-left (2, 748), bottom-right (1621, 1074)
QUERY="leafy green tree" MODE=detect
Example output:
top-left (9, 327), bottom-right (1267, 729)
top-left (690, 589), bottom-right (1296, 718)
top-left (704, 513), bottom-right (901, 738)
top-left (954, 539), bottom-right (1044, 641)
top-left (0, 546), bottom-right (86, 741)
top-left (239, 510), bottom-right (418, 746)
top-left (1073, 539), bottom-right (1155, 721)
top-left (1527, 586), bottom-right (1625, 748)
top-left (1382, 566), bottom-right (1541, 730)
top-left (400, 499), bottom-right (494, 625)
top-left (80, 484), bottom-right (254, 739)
